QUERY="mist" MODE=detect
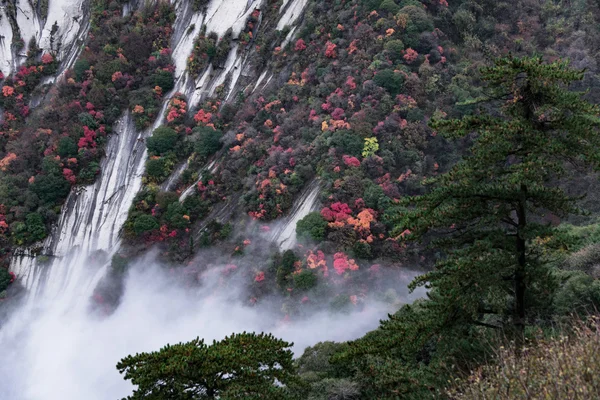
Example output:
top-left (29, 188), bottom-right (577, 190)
top-left (0, 254), bottom-right (422, 400)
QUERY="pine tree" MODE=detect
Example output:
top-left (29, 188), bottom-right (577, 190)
top-left (397, 56), bottom-right (600, 342)
top-left (117, 332), bottom-right (299, 399)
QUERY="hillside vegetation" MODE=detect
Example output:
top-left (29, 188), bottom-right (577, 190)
top-left (2, 0), bottom-right (600, 398)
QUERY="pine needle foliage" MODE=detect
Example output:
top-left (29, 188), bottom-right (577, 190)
top-left (398, 56), bottom-right (600, 341)
top-left (117, 332), bottom-right (299, 399)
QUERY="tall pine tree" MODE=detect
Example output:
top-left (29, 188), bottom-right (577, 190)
top-left (399, 56), bottom-right (600, 341)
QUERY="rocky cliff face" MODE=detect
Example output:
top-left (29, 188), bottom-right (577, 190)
top-left (7, 0), bottom-right (312, 292)
top-left (0, 0), bottom-right (90, 78)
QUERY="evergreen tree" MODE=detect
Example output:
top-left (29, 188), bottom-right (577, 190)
top-left (117, 332), bottom-right (299, 399)
top-left (398, 56), bottom-right (600, 342)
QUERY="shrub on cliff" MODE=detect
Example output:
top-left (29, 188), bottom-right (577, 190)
top-left (133, 214), bottom-right (159, 236)
top-left (297, 212), bottom-right (328, 241)
top-left (0, 268), bottom-right (13, 294)
top-left (146, 126), bottom-right (179, 156)
top-left (193, 126), bottom-right (222, 161)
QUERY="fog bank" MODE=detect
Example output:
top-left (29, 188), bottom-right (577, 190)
top-left (0, 260), bottom-right (421, 400)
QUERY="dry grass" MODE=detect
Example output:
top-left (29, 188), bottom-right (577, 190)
top-left (448, 318), bottom-right (600, 399)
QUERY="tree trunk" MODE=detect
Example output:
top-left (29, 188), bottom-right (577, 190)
top-left (514, 184), bottom-right (527, 349)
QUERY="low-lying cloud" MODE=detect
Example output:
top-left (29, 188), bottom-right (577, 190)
top-left (0, 256), bottom-right (423, 400)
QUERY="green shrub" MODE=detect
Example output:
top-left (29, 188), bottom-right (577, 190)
top-left (401, 5), bottom-right (434, 47)
top-left (133, 214), bottom-right (159, 235)
top-left (297, 212), bottom-right (328, 241)
top-left (297, 341), bottom-right (349, 378)
top-left (553, 271), bottom-right (600, 316)
top-left (401, 5), bottom-right (434, 33)
top-left (78, 112), bottom-right (98, 129)
top-left (294, 269), bottom-right (318, 291)
top-left (198, 221), bottom-right (232, 246)
top-left (277, 250), bottom-right (299, 289)
top-left (129, 87), bottom-right (161, 129)
top-left (384, 39), bottom-right (405, 61)
top-left (147, 126), bottom-right (179, 156)
top-left (373, 69), bottom-right (404, 96)
top-left (453, 9), bottom-right (476, 35)
top-left (58, 137), bottom-right (78, 158)
top-left (363, 181), bottom-right (387, 210)
top-left (25, 213), bottom-right (47, 243)
top-left (31, 174), bottom-right (70, 205)
top-left (560, 222), bottom-right (600, 248)
top-left (380, 0), bottom-right (399, 14)
top-left (0, 268), bottom-right (12, 293)
top-left (352, 241), bottom-right (373, 260)
top-left (212, 30), bottom-right (232, 67)
top-left (406, 107), bottom-right (424, 122)
top-left (145, 157), bottom-right (170, 182)
top-left (399, 0), bottom-right (421, 6)
top-left (164, 202), bottom-right (189, 229)
top-left (330, 131), bottom-right (363, 157)
top-left (188, 32), bottom-right (218, 77)
top-left (153, 70), bottom-right (175, 92)
top-left (78, 161), bottom-right (101, 183)
top-left (73, 59), bottom-right (90, 82)
top-left (182, 195), bottom-right (209, 220)
top-left (11, 211), bottom-right (47, 245)
top-left (95, 59), bottom-right (125, 84)
top-left (10, 222), bottom-right (27, 245)
top-left (220, 103), bottom-right (237, 124)
top-left (193, 126), bottom-right (222, 161)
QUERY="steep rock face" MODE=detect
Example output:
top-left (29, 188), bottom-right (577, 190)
top-left (269, 178), bottom-right (320, 250)
top-left (8, 0), bottom-right (309, 292)
top-left (0, 0), bottom-right (90, 77)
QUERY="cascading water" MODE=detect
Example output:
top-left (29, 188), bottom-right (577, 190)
top-left (0, 111), bottom-right (151, 398)
top-left (11, 112), bottom-right (146, 302)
